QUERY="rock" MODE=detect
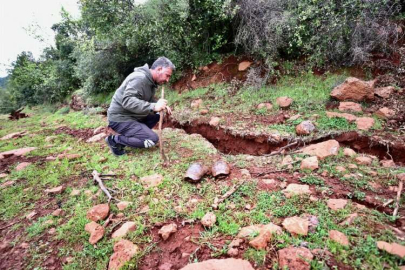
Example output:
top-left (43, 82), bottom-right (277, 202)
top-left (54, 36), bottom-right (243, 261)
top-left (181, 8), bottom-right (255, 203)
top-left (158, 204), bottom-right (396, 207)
top-left (117, 201), bottom-right (131, 211)
top-left (326, 111), bottom-right (357, 122)
top-left (339, 102), bottom-right (362, 112)
top-left (374, 86), bottom-right (395, 98)
top-left (87, 204), bottom-right (109, 222)
top-left (0, 147), bottom-right (37, 158)
top-left (140, 174), bottom-right (163, 188)
top-left (112, 222), bottom-right (136, 239)
top-left (380, 159), bottom-right (395, 168)
top-left (301, 140), bottom-right (339, 160)
top-left (227, 248), bottom-right (239, 257)
top-left (300, 156), bottom-right (319, 171)
top-left (339, 213), bottom-right (358, 226)
top-left (20, 243), bottom-right (29, 249)
top-left (296, 121), bottom-right (315, 135)
top-left (52, 209), bottom-right (62, 217)
top-left (348, 164), bottom-right (358, 169)
top-left (282, 216), bottom-right (309, 236)
top-left (335, 166), bottom-right (347, 173)
top-left (159, 263), bottom-right (173, 270)
top-left (48, 228), bottom-right (56, 235)
top-left (257, 103), bottom-right (273, 110)
top-left (307, 215), bottom-right (319, 233)
top-left (327, 199), bottom-right (347, 210)
top-left (355, 156), bottom-right (372, 165)
top-left (201, 212), bottom-right (216, 228)
top-left (238, 61), bottom-right (252, 71)
top-left (180, 258), bottom-right (254, 270)
top-left (0, 131), bottom-right (27, 141)
top-left (108, 240), bottom-right (139, 270)
top-left (377, 241), bottom-right (405, 258)
top-left (375, 107), bottom-right (395, 119)
top-left (159, 223), bottom-right (177, 240)
top-left (86, 132), bottom-right (107, 143)
top-left (26, 211), bottom-right (37, 220)
top-left (283, 184), bottom-right (311, 198)
top-left (46, 156), bottom-right (56, 161)
top-left (191, 74), bottom-right (197, 81)
top-left (1, 181), bottom-right (14, 188)
top-left (281, 155), bottom-right (294, 167)
top-left (329, 230), bottom-right (349, 247)
top-left (57, 153), bottom-right (82, 160)
top-left (71, 189), bottom-right (81, 196)
top-left (84, 190), bottom-right (93, 197)
top-left (330, 77), bottom-right (375, 101)
top-left (343, 148), bottom-right (356, 157)
top-left (45, 185), bottom-right (65, 195)
top-left (288, 114), bottom-right (301, 121)
top-left (45, 136), bottom-right (58, 142)
top-left (209, 117), bottom-right (221, 127)
top-left (16, 162), bottom-right (31, 171)
top-left (191, 99), bottom-right (203, 109)
top-left (240, 169), bottom-right (251, 178)
top-left (278, 247), bottom-right (313, 270)
top-left (276, 97), bottom-right (293, 108)
top-left (85, 221), bottom-right (105, 244)
top-left (200, 109), bottom-right (209, 115)
top-left (93, 126), bottom-right (104, 135)
top-left (229, 238), bottom-right (244, 248)
top-left (356, 117), bottom-right (375, 130)
top-left (0, 173), bottom-right (8, 178)
top-left (243, 223), bottom-right (282, 250)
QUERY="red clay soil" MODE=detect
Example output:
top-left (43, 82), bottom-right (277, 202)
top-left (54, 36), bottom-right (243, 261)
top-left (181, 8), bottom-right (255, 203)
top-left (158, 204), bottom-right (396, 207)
top-left (54, 126), bottom-right (97, 141)
top-left (0, 155), bottom-right (45, 174)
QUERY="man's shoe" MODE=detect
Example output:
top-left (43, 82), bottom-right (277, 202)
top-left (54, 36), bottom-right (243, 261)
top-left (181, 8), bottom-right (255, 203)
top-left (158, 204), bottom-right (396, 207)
top-left (105, 135), bottom-right (125, 156)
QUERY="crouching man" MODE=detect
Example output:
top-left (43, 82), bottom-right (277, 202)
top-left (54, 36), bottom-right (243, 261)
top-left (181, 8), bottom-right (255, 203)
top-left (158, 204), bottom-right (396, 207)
top-left (105, 57), bottom-right (175, 156)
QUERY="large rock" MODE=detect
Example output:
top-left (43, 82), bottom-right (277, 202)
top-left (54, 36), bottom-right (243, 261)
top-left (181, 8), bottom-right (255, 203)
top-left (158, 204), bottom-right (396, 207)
top-left (158, 223), bottom-right (177, 240)
top-left (276, 97), bottom-right (293, 108)
top-left (87, 204), bottom-right (110, 222)
top-left (301, 140), bottom-right (339, 160)
top-left (108, 240), bottom-right (139, 270)
top-left (282, 216), bottom-right (309, 236)
top-left (283, 184), bottom-right (311, 198)
top-left (355, 156), bottom-right (372, 165)
top-left (112, 222), bottom-right (136, 239)
top-left (377, 241), bottom-right (405, 258)
top-left (330, 77), bottom-right (375, 101)
top-left (238, 61), bottom-right (252, 71)
top-left (16, 162), bottom-right (31, 171)
top-left (375, 107), bottom-right (395, 119)
top-left (201, 212), bottom-right (216, 228)
top-left (86, 132), bottom-right (107, 143)
top-left (300, 156), bottom-right (319, 171)
top-left (180, 258), bottom-right (254, 270)
top-left (0, 147), bottom-right (37, 159)
top-left (327, 199), bottom-right (347, 210)
top-left (356, 117), bottom-right (374, 130)
top-left (296, 121), bottom-right (315, 135)
top-left (374, 86), bottom-right (395, 98)
top-left (326, 112), bottom-right (357, 123)
top-left (85, 221), bottom-right (105, 244)
top-left (343, 148), bottom-right (356, 157)
top-left (339, 102), bottom-right (362, 112)
top-left (278, 247), bottom-right (313, 270)
top-left (140, 174), bottom-right (163, 188)
top-left (329, 230), bottom-right (349, 247)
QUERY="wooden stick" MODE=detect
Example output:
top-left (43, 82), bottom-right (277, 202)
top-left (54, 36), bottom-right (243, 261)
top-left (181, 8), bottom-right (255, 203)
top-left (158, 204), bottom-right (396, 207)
top-left (158, 87), bottom-right (168, 165)
top-left (393, 179), bottom-right (403, 217)
top-left (263, 141), bottom-right (298, 157)
top-left (92, 170), bottom-right (113, 203)
top-left (212, 180), bottom-right (245, 209)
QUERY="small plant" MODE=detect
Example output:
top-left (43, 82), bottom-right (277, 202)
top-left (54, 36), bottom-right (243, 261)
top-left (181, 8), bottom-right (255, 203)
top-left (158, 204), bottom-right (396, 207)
top-left (299, 175), bottom-right (325, 186)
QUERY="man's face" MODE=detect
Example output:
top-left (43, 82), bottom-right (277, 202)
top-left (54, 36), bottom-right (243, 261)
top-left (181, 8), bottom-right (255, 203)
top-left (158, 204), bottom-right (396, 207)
top-left (155, 67), bottom-right (173, 85)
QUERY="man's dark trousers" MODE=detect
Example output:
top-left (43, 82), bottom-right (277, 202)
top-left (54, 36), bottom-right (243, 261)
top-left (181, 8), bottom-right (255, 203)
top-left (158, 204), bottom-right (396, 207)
top-left (108, 114), bottom-right (160, 149)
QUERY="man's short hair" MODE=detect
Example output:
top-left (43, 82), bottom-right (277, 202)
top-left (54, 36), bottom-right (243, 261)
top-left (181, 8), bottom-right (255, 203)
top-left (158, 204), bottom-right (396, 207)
top-left (151, 57), bottom-right (175, 70)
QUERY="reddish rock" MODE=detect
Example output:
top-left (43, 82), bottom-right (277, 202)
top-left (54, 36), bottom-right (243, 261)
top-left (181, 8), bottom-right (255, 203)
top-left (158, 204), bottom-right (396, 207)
top-left (329, 230), bottom-right (349, 247)
top-left (112, 222), bottom-right (136, 238)
top-left (377, 241), bottom-right (405, 258)
top-left (283, 184), bottom-right (311, 198)
top-left (45, 185), bottom-right (65, 195)
top-left (52, 209), bottom-right (63, 217)
top-left (339, 213), bottom-right (358, 226)
top-left (0, 147), bottom-right (37, 158)
top-left (355, 156), bottom-right (372, 165)
top-left (71, 189), bottom-right (81, 196)
top-left (0, 181), bottom-right (14, 188)
top-left (158, 223), bottom-right (177, 240)
top-left (108, 240), bottom-right (139, 270)
top-left (375, 107), bottom-right (395, 119)
top-left (301, 140), bottom-right (340, 160)
top-left (26, 210), bottom-right (37, 220)
top-left (326, 111), bottom-right (357, 123)
top-left (57, 153), bottom-right (81, 160)
top-left (180, 258), bottom-right (254, 270)
top-left (339, 102), bottom-right (362, 112)
top-left (276, 96), bottom-right (293, 108)
top-left (48, 228), bottom-right (56, 235)
top-left (278, 247), bottom-right (313, 270)
top-left (140, 174), bottom-right (163, 188)
top-left (374, 86), bottom-right (395, 98)
top-left (248, 223), bottom-right (282, 250)
top-left (257, 103), bottom-right (273, 110)
top-left (296, 121), bottom-right (315, 135)
top-left (86, 132), bottom-right (107, 143)
top-left (209, 117), bottom-right (221, 127)
top-left (238, 61), bottom-right (252, 71)
top-left (0, 131), bottom-right (27, 141)
top-left (282, 216), bottom-right (309, 236)
top-left (335, 166), bottom-right (347, 173)
top-left (191, 99), bottom-right (203, 109)
top-left (191, 74), bottom-right (197, 81)
top-left (117, 201), bottom-right (131, 211)
top-left (16, 162), bottom-right (31, 171)
top-left (330, 77), bottom-right (375, 101)
top-left (300, 156), bottom-right (319, 171)
top-left (0, 173), bottom-right (8, 178)
top-left (348, 164), bottom-right (358, 169)
top-left (200, 109), bottom-right (209, 115)
top-left (356, 117), bottom-right (374, 130)
top-left (281, 155), bottom-right (294, 167)
top-left (343, 148), bottom-right (356, 157)
top-left (201, 212), bottom-right (216, 228)
top-left (380, 159), bottom-right (395, 168)
top-left (85, 221), bottom-right (105, 244)
top-left (87, 204), bottom-right (109, 222)
top-left (227, 248), bottom-right (239, 257)
top-left (288, 114), bottom-right (301, 121)
top-left (327, 199), bottom-right (347, 210)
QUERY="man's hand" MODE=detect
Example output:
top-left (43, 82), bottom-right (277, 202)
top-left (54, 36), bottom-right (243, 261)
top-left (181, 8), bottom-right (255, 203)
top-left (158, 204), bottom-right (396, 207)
top-left (166, 106), bottom-right (172, 115)
top-left (154, 99), bottom-right (167, 112)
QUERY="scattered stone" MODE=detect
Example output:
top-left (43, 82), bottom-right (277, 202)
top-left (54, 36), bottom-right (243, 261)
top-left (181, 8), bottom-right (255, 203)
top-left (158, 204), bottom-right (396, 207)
top-left (300, 156), bottom-right (319, 171)
top-left (343, 148), bottom-right (356, 157)
top-left (339, 213), bottom-right (358, 226)
top-left (240, 169), bottom-right (251, 178)
top-left (87, 204), bottom-right (110, 222)
top-left (0, 173), bottom-right (8, 178)
top-left (65, 257), bottom-right (74, 263)
top-left (281, 155), bottom-right (294, 167)
top-left (374, 86), bottom-right (395, 99)
top-left (46, 156), bottom-right (56, 161)
top-left (288, 114), bottom-right (301, 121)
top-left (307, 215), bottom-right (319, 233)
top-left (191, 74), bottom-right (197, 81)
top-left (0, 147), bottom-right (37, 159)
top-left (20, 243), bottom-right (29, 249)
top-left (296, 121), bottom-right (315, 135)
top-left (52, 209), bottom-right (62, 217)
top-left (201, 212), bottom-right (216, 228)
top-left (283, 184), bottom-right (311, 198)
top-left (71, 189), bottom-right (81, 196)
top-left (0, 131), bottom-right (27, 141)
top-left (180, 258), bottom-right (254, 270)
top-left (301, 140), bottom-right (340, 160)
top-left (86, 132), bottom-right (107, 143)
top-left (1, 181), bottom-right (14, 188)
top-left (335, 166), bottom-right (347, 173)
top-left (327, 199), bottom-right (347, 210)
top-left (117, 201), bottom-right (131, 211)
top-left (339, 102), bottom-right (362, 112)
top-left (159, 223), bottom-right (178, 240)
top-left (200, 109), bottom-right (209, 115)
top-left (44, 220), bottom-right (53, 225)
top-left (57, 153), bottom-right (82, 160)
top-left (238, 61), bottom-right (252, 71)
top-left (116, 213), bottom-right (125, 218)
top-left (229, 238), bottom-right (244, 248)
top-left (257, 103), bottom-right (273, 110)
top-left (278, 247), bottom-right (314, 270)
top-left (329, 230), bottom-right (349, 247)
top-left (326, 111), bottom-right (357, 122)
top-left (26, 211), bottom-right (37, 220)
top-left (375, 107), bottom-right (395, 119)
top-left (15, 162), bottom-right (31, 171)
top-left (377, 241), bottom-right (405, 258)
top-left (330, 77), bottom-right (375, 101)
top-left (227, 248), bottom-right (239, 257)
top-left (355, 156), bottom-right (372, 165)
top-left (209, 117), bottom-right (221, 127)
top-left (348, 164), bottom-right (358, 169)
top-left (356, 117), bottom-right (374, 130)
top-left (380, 160), bottom-right (395, 168)
top-left (276, 96), bottom-right (293, 108)
top-left (140, 174), bottom-right (163, 188)
top-left (108, 240), bottom-right (139, 270)
top-left (239, 223), bottom-right (282, 250)
top-left (112, 222), bottom-right (136, 239)
top-left (191, 99), bottom-right (203, 109)
top-left (282, 216), bottom-right (309, 236)
top-left (93, 126), bottom-right (104, 135)
top-left (48, 228), bottom-right (56, 235)
top-left (45, 185), bottom-right (65, 195)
